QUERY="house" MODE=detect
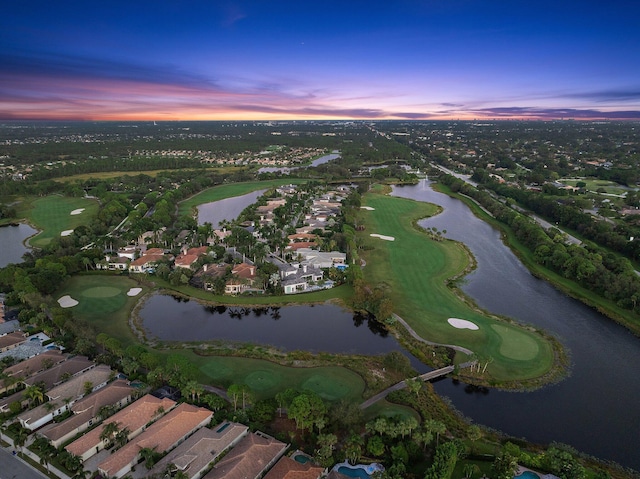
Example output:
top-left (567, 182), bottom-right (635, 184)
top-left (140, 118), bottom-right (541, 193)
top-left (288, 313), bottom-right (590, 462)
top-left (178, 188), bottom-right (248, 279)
top-left (225, 262), bottom-right (260, 295)
top-left (128, 248), bottom-right (169, 273)
top-left (18, 365), bottom-right (113, 431)
top-left (263, 455), bottom-right (324, 479)
top-left (193, 263), bottom-right (229, 291)
top-left (98, 256), bottom-right (129, 271)
top-left (202, 431), bottom-right (288, 479)
top-left (0, 349), bottom-right (66, 395)
top-left (66, 394), bottom-right (177, 462)
top-left (175, 246), bottom-right (209, 269)
top-left (0, 319), bottom-right (20, 336)
top-left (281, 265), bottom-right (324, 294)
top-left (295, 248), bottom-right (346, 269)
top-left (97, 402), bottom-right (212, 479)
top-left (149, 422), bottom-right (248, 479)
top-left (37, 379), bottom-right (134, 448)
top-left (0, 331), bottom-right (26, 353)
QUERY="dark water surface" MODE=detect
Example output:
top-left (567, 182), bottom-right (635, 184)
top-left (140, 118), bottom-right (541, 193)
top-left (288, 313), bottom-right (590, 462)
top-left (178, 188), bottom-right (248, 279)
top-left (140, 294), bottom-right (428, 370)
top-left (196, 189), bottom-right (266, 227)
top-left (393, 180), bottom-right (640, 471)
top-left (0, 223), bottom-right (36, 267)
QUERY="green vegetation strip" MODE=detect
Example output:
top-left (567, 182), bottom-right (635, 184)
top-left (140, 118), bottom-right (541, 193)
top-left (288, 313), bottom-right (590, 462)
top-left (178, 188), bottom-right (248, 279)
top-left (26, 195), bottom-right (99, 248)
top-left (178, 178), bottom-right (306, 217)
top-left (358, 191), bottom-right (555, 382)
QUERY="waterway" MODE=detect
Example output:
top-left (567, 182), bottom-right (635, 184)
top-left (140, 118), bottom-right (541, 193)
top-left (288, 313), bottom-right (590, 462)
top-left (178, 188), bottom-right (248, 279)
top-left (392, 180), bottom-right (640, 471)
top-left (196, 189), bottom-right (266, 227)
top-left (139, 294), bottom-right (427, 368)
top-left (0, 223), bottom-right (37, 267)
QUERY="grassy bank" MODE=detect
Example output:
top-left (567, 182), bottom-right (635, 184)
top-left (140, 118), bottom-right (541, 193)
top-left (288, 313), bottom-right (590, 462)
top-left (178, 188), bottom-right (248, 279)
top-left (357, 190), bottom-right (560, 384)
top-left (177, 178), bottom-right (307, 218)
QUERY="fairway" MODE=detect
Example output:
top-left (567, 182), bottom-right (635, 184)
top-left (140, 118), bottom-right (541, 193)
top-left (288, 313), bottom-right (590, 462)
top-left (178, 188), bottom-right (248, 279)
top-left (27, 195), bottom-right (99, 248)
top-left (198, 356), bottom-right (365, 401)
top-left (178, 179), bottom-right (306, 217)
top-left (358, 191), bottom-right (555, 381)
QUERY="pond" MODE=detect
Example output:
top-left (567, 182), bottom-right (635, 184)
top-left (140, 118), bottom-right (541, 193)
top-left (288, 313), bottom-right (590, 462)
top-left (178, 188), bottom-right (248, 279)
top-left (257, 151), bottom-right (340, 174)
top-left (139, 293), bottom-right (429, 369)
top-left (393, 180), bottom-right (640, 471)
top-left (196, 190), bottom-right (266, 227)
top-left (0, 223), bottom-right (37, 267)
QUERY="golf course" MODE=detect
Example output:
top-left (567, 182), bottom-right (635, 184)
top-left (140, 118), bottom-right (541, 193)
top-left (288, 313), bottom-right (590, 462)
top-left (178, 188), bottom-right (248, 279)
top-left (26, 195), bottom-right (99, 248)
top-left (357, 190), bottom-right (557, 382)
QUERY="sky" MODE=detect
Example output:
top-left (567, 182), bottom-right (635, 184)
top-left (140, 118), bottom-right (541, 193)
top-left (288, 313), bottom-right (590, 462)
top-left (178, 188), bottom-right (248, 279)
top-left (1, 0), bottom-right (639, 121)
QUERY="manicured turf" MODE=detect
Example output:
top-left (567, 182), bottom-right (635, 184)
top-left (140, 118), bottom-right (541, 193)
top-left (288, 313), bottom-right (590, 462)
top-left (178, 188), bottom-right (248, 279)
top-left (358, 192), bottom-right (555, 381)
top-left (178, 179), bottom-right (306, 217)
top-left (27, 195), bottom-right (99, 248)
top-left (57, 274), bottom-right (147, 345)
top-left (197, 355), bottom-right (365, 401)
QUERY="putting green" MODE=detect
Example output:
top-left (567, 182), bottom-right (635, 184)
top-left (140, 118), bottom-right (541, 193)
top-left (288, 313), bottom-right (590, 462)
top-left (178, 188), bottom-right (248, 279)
top-left (82, 286), bottom-right (122, 298)
top-left (491, 324), bottom-right (540, 361)
top-left (245, 370), bottom-right (282, 391)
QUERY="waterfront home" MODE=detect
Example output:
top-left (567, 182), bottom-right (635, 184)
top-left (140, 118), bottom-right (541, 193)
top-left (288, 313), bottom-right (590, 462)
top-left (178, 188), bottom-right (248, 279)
top-left (263, 455), bottom-right (324, 479)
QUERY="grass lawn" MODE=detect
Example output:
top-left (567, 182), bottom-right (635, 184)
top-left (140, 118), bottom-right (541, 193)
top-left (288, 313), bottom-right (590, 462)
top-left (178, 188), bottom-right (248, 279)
top-left (358, 191), bottom-right (555, 382)
top-left (178, 179), bottom-right (307, 217)
top-left (195, 353), bottom-right (365, 401)
top-left (26, 195), bottom-right (99, 248)
top-left (56, 274), bottom-right (147, 345)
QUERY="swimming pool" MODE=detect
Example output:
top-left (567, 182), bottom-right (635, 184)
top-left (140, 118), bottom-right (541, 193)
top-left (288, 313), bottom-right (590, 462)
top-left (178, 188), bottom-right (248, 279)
top-left (332, 462), bottom-right (384, 479)
top-left (515, 471), bottom-right (540, 479)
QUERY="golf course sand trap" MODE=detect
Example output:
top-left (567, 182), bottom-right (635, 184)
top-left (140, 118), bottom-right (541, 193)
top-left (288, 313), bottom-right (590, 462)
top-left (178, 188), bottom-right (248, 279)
top-left (70, 208), bottom-right (85, 215)
top-left (60, 229), bottom-right (74, 236)
top-left (127, 287), bottom-right (142, 297)
top-left (448, 318), bottom-right (479, 330)
top-left (58, 295), bottom-right (79, 308)
top-left (360, 206), bottom-right (375, 210)
top-left (370, 233), bottom-right (395, 241)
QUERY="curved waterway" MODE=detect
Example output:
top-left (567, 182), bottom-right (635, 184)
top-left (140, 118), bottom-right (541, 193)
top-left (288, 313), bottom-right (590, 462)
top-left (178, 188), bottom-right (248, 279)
top-left (392, 180), bottom-right (640, 471)
top-left (0, 223), bottom-right (37, 267)
top-left (139, 294), bottom-right (427, 368)
top-left (196, 189), bottom-right (266, 227)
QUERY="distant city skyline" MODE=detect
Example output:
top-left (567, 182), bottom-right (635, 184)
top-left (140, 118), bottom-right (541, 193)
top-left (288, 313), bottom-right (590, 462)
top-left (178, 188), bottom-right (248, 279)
top-left (2, 0), bottom-right (639, 121)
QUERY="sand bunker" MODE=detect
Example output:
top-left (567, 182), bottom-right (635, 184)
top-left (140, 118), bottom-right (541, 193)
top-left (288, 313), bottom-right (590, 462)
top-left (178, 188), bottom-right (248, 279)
top-left (448, 318), bottom-right (479, 330)
top-left (370, 233), bottom-right (395, 241)
top-left (70, 208), bottom-right (85, 215)
top-left (60, 230), bottom-right (74, 236)
top-left (58, 295), bottom-right (78, 308)
top-left (127, 287), bottom-right (142, 297)
top-left (360, 206), bottom-right (375, 210)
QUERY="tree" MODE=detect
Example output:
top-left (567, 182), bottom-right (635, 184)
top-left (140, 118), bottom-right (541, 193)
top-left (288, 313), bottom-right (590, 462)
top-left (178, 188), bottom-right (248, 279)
top-left (13, 425), bottom-right (29, 453)
top-left (315, 433), bottom-right (338, 468)
top-left (115, 426), bottom-right (130, 449)
top-left (33, 436), bottom-right (55, 472)
top-left (492, 451), bottom-right (519, 479)
top-left (405, 377), bottom-right (422, 397)
top-left (344, 432), bottom-right (364, 465)
top-left (367, 435), bottom-right (386, 457)
top-left (425, 419), bottom-right (446, 447)
top-left (100, 421), bottom-right (120, 447)
top-left (139, 446), bottom-right (159, 469)
top-left (24, 384), bottom-right (45, 406)
top-left (467, 425), bottom-right (483, 454)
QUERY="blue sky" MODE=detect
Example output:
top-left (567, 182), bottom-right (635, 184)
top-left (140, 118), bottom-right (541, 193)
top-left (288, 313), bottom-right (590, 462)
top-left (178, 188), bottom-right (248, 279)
top-left (1, 0), bottom-right (639, 120)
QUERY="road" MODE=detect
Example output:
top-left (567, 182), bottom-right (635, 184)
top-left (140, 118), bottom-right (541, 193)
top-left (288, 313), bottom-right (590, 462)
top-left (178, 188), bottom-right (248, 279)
top-left (0, 447), bottom-right (47, 479)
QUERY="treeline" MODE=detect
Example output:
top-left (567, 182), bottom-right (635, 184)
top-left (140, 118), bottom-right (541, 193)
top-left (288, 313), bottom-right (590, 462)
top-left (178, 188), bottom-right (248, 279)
top-left (440, 175), bottom-right (640, 326)
top-left (477, 178), bottom-right (640, 262)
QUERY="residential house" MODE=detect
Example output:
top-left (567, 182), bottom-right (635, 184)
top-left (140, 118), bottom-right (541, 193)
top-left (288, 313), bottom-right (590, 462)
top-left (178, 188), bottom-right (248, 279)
top-left (202, 431), bottom-right (287, 479)
top-left (0, 349), bottom-right (66, 395)
top-left (129, 247), bottom-right (170, 273)
top-left (18, 365), bottom-right (113, 431)
top-left (66, 394), bottom-right (177, 462)
top-left (0, 331), bottom-right (26, 353)
top-left (98, 256), bottom-right (129, 271)
top-left (38, 379), bottom-right (134, 448)
top-left (97, 402), bottom-right (212, 479)
top-left (263, 455), bottom-right (324, 479)
top-left (225, 262), bottom-right (260, 295)
top-left (193, 263), bottom-right (229, 292)
top-left (295, 248), bottom-right (346, 269)
top-left (175, 246), bottom-right (209, 269)
top-left (0, 356), bottom-right (95, 413)
top-left (0, 319), bottom-right (20, 336)
top-left (281, 264), bottom-right (324, 295)
top-left (149, 422), bottom-right (248, 479)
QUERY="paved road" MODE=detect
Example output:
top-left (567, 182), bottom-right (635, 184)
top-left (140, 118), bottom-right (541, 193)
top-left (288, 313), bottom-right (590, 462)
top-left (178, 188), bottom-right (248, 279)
top-left (0, 447), bottom-right (47, 479)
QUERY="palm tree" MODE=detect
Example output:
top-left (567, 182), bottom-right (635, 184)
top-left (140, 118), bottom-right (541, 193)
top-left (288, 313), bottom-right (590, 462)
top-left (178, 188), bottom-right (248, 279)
top-left (139, 446), bottom-right (158, 470)
top-left (14, 425), bottom-right (29, 453)
top-left (24, 384), bottom-right (45, 407)
top-left (100, 421), bottom-right (120, 447)
top-left (425, 419), bottom-right (446, 447)
top-left (33, 437), bottom-right (55, 473)
top-left (115, 426), bottom-right (130, 449)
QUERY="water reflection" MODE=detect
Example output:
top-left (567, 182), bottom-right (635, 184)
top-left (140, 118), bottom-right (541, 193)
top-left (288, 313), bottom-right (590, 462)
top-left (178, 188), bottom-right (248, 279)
top-left (392, 180), bottom-right (640, 471)
top-left (0, 223), bottom-right (37, 267)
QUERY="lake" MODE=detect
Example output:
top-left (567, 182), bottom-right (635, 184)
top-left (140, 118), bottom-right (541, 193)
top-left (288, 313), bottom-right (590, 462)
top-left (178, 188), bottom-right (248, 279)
top-left (393, 180), bottom-right (640, 471)
top-left (197, 189), bottom-right (266, 227)
top-left (0, 223), bottom-right (37, 267)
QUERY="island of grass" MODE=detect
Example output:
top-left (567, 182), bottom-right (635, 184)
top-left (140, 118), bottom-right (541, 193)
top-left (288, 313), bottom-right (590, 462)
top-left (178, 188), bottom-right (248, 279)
top-left (357, 188), bottom-right (562, 385)
top-left (23, 195), bottom-right (99, 248)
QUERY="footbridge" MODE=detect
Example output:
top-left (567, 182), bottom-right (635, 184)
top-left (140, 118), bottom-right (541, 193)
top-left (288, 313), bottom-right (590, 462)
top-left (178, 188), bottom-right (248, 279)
top-left (359, 361), bottom-right (475, 410)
